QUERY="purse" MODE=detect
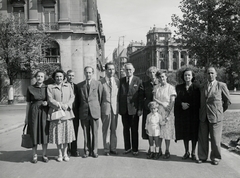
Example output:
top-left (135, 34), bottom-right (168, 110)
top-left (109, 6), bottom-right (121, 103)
top-left (50, 106), bottom-right (66, 121)
top-left (21, 124), bottom-right (33, 149)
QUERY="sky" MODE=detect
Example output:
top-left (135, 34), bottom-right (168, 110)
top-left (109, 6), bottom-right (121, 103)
top-left (97, 0), bottom-right (183, 62)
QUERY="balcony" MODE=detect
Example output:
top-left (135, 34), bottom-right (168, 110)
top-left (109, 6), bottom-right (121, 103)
top-left (41, 56), bottom-right (60, 63)
top-left (38, 23), bottom-right (59, 31)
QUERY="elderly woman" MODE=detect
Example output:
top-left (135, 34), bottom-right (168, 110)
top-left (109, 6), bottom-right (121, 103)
top-left (47, 69), bottom-right (75, 162)
top-left (174, 68), bottom-right (200, 160)
top-left (140, 66), bottom-right (159, 154)
top-left (153, 71), bottom-right (176, 159)
top-left (25, 71), bottom-right (49, 163)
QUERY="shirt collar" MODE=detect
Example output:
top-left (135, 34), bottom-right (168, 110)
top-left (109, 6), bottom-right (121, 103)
top-left (86, 79), bottom-right (92, 85)
top-left (33, 83), bottom-right (47, 88)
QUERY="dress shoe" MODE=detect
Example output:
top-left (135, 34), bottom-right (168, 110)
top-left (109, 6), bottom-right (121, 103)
top-left (124, 149), bottom-right (132, 154)
top-left (110, 150), bottom-right (118, 155)
top-left (132, 151), bottom-right (139, 156)
top-left (211, 160), bottom-right (219, 165)
top-left (92, 153), bottom-right (98, 158)
top-left (105, 152), bottom-right (110, 156)
top-left (182, 152), bottom-right (190, 159)
top-left (147, 152), bottom-right (154, 159)
top-left (196, 159), bottom-right (207, 164)
top-left (82, 154), bottom-right (88, 158)
top-left (31, 155), bottom-right (38, 164)
top-left (163, 151), bottom-right (170, 159)
top-left (191, 153), bottom-right (196, 160)
top-left (146, 149), bottom-right (151, 156)
top-left (42, 155), bottom-right (49, 163)
top-left (153, 152), bottom-right (161, 160)
top-left (71, 151), bottom-right (80, 157)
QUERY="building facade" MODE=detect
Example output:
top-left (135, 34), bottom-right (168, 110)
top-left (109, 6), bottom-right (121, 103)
top-left (128, 27), bottom-right (194, 81)
top-left (0, 0), bottom-right (105, 102)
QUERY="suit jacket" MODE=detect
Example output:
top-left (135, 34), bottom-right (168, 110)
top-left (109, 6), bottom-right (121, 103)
top-left (199, 81), bottom-right (231, 123)
top-left (47, 82), bottom-right (75, 120)
top-left (66, 82), bottom-right (79, 119)
top-left (119, 76), bottom-right (143, 115)
top-left (77, 79), bottom-right (103, 120)
top-left (99, 77), bottom-right (119, 115)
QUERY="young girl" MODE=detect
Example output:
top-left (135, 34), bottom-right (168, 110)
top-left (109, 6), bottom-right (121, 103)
top-left (145, 101), bottom-right (166, 159)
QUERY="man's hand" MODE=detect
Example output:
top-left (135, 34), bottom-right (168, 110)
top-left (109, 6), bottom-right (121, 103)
top-left (137, 110), bottom-right (143, 117)
top-left (181, 102), bottom-right (190, 110)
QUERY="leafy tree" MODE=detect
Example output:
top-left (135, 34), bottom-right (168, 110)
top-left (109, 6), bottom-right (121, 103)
top-left (0, 14), bottom-right (52, 85)
top-left (171, 0), bottom-right (240, 71)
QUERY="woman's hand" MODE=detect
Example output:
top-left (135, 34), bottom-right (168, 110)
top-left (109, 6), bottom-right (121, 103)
top-left (181, 102), bottom-right (190, 110)
top-left (42, 101), bottom-right (48, 106)
top-left (60, 103), bottom-right (68, 111)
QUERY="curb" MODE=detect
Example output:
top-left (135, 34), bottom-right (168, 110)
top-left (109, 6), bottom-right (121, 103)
top-left (0, 123), bottom-right (24, 134)
top-left (221, 142), bottom-right (240, 156)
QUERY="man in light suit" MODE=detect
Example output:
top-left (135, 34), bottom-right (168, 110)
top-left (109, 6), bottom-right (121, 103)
top-left (77, 66), bottom-right (103, 158)
top-left (119, 63), bottom-right (143, 156)
top-left (99, 62), bottom-right (119, 156)
top-left (66, 70), bottom-right (80, 157)
top-left (197, 67), bottom-right (231, 165)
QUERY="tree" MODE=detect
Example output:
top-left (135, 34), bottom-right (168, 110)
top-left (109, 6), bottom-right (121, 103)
top-left (0, 14), bottom-right (52, 103)
top-left (171, 0), bottom-right (240, 70)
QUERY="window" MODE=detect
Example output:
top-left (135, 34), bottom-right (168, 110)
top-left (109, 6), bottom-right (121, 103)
top-left (42, 41), bottom-right (60, 63)
top-left (13, 7), bottom-right (24, 20)
top-left (43, 7), bottom-right (56, 30)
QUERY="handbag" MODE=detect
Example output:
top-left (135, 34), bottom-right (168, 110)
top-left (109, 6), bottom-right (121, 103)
top-left (21, 124), bottom-right (33, 149)
top-left (50, 106), bottom-right (66, 121)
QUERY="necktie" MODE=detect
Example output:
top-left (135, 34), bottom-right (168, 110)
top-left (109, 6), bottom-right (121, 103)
top-left (208, 82), bottom-right (212, 92)
top-left (126, 77), bottom-right (129, 92)
top-left (71, 83), bottom-right (74, 93)
top-left (87, 81), bottom-right (90, 94)
top-left (109, 78), bottom-right (112, 93)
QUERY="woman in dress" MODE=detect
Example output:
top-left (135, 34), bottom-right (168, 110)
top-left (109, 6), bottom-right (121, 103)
top-left (153, 71), bottom-right (176, 159)
top-left (25, 71), bottom-right (49, 163)
top-left (47, 69), bottom-right (75, 162)
top-left (174, 68), bottom-right (200, 160)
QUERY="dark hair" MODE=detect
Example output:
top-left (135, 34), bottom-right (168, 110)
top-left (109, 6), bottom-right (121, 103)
top-left (67, 70), bottom-right (74, 74)
top-left (51, 69), bottom-right (66, 80)
top-left (155, 70), bottom-right (167, 79)
top-left (181, 68), bottom-right (195, 82)
top-left (105, 62), bottom-right (115, 70)
top-left (84, 66), bottom-right (94, 73)
top-left (34, 71), bottom-right (46, 79)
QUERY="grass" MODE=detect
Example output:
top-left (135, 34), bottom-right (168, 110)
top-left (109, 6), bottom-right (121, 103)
top-left (222, 111), bottom-right (240, 145)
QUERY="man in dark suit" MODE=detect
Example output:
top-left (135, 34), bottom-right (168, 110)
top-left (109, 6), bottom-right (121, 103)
top-left (197, 67), bottom-right (231, 165)
top-left (77, 66), bottom-right (103, 158)
top-left (99, 62), bottom-right (119, 156)
top-left (119, 63), bottom-right (143, 156)
top-left (66, 70), bottom-right (80, 157)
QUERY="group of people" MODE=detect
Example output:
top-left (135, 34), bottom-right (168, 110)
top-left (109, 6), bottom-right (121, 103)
top-left (25, 62), bottom-right (231, 166)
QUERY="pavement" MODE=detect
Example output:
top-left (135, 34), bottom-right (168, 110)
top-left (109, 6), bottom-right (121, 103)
top-left (0, 92), bottom-right (239, 178)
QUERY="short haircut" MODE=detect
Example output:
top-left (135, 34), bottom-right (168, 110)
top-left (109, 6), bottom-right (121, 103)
top-left (124, 63), bottom-right (134, 69)
top-left (105, 62), bottom-right (115, 70)
top-left (146, 66), bottom-right (159, 77)
top-left (51, 69), bottom-right (66, 80)
top-left (34, 71), bottom-right (46, 79)
top-left (181, 68), bottom-right (195, 82)
top-left (67, 70), bottom-right (74, 74)
top-left (84, 66), bottom-right (94, 73)
top-left (148, 101), bottom-right (159, 109)
top-left (155, 70), bottom-right (167, 79)
top-left (207, 66), bottom-right (217, 73)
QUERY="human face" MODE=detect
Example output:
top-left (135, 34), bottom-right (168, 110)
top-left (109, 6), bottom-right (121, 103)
top-left (67, 72), bottom-right (74, 83)
top-left (84, 67), bottom-right (93, 80)
top-left (159, 73), bottom-right (167, 85)
top-left (125, 64), bottom-right (135, 77)
top-left (106, 64), bottom-right (115, 78)
top-left (55, 72), bottom-right (64, 84)
top-left (207, 67), bottom-right (217, 82)
top-left (148, 70), bottom-right (156, 81)
top-left (150, 107), bottom-right (158, 114)
top-left (184, 70), bottom-right (193, 83)
top-left (36, 72), bottom-right (45, 84)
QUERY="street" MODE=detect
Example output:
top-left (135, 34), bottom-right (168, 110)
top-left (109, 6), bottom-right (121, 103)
top-left (0, 98), bottom-right (240, 178)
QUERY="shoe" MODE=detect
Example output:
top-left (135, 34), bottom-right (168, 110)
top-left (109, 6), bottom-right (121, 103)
top-left (31, 155), bottom-right (38, 164)
top-left (163, 151), bottom-right (170, 159)
top-left (63, 155), bottom-right (70, 162)
top-left (42, 155), bottom-right (49, 163)
top-left (124, 149), bottom-right (132, 154)
top-left (196, 159), bottom-right (207, 164)
top-left (211, 160), bottom-right (219, 165)
top-left (191, 153), bottom-right (196, 160)
top-left (57, 155), bottom-right (63, 162)
top-left (146, 149), bottom-right (151, 156)
top-left (92, 153), bottom-right (98, 158)
top-left (105, 152), bottom-right (110, 156)
top-left (153, 152), bottom-right (160, 160)
top-left (132, 151), bottom-right (139, 156)
top-left (82, 154), bottom-right (88, 158)
top-left (159, 150), bottom-right (163, 157)
top-left (110, 150), bottom-right (118, 155)
top-left (182, 152), bottom-right (190, 159)
top-left (147, 152), bottom-right (154, 159)
top-left (71, 151), bottom-right (80, 157)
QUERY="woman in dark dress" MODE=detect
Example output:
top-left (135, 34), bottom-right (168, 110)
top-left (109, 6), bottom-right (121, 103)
top-left (174, 68), bottom-right (200, 160)
top-left (25, 71), bottom-right (49, 163)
